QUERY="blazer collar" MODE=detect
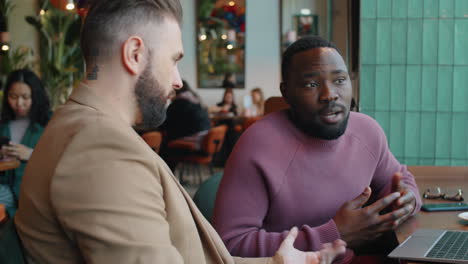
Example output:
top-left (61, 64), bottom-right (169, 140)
top-left (69, 82), bottom-right (128, 124)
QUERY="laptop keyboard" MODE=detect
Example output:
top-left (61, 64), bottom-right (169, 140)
top-left (426, 231), bottom-right (468, 260)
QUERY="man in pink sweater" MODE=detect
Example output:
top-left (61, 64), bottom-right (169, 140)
top-left (213, 36), bottom-right (422, 264)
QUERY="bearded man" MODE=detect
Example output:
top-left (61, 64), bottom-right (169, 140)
top-left (213, 36), bottom-right (422, 264)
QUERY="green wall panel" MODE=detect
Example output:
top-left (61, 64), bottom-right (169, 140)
top-left (453, 66), bottom-right (468, 112)
top-left (421, 66), bottom-right (438, 111)
top-left (361, 20), bottom-right (377, 65)
top-left (407, 20), bottom-right (423, 64)
top-left (389, 112), bottom-right (405, 157)
top-left (454, 20), bottom-right (468, 65)
top-left (435, 113), bottom-right (452, 158)
top-left (438, 19), bottom-right (454, 65)
top-left (361, 0), bottom-right (468, 165)
top-left (361, 0), bottom-right (377, 18)
top-left (424, 0), bottom-right (440, 18)
top-left (437, 66), bottom-right (453, 112)
top-left (391, 20), bottom-right (407, 64)
top-left (455, 0), bottom-right (468, 18)
top-left (360, 65), bottom-right (376, 111)
top-left (390, 66), bottom-right (406, 111)
top-left (420, 113), bottom-right (436, 158)
top-left (375, 66), bottom-right (391, 111)
top-left (377, 0), bottom-right (392, 18)
top-left (451, 113), bottom-right (467, 159)
top-left (392, 0), bottom-right (408, 18)
top-left (405, 66), bottom-right (421, 111)
top-left (440, 0), bottom-right (455, 18)
top-left (422, 20), bottom-right (439, 65)
top-left (404, 112), bottom-right (421, 158)
top-left (376, 20), bottom-right (391, 64)
top-left (408, 0), bottom-right (424, 18)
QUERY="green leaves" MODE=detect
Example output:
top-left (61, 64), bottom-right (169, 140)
top-left (25, 1), bottom-right (84, 108)
top-left (0, 0), bottom-right (15, 18)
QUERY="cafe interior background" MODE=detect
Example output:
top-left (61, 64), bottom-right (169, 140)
top-left (1, 0), bottom-right (468, 169)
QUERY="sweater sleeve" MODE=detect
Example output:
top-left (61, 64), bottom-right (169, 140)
top-left (213, 136), bottom-right (342, 258)
top-left (369, 121), bottom-right (422, 214)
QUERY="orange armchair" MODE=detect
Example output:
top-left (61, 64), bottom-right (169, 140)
top-left (166, 125), bottom-right (228, 185)
top-left (264, 96), bottom-right (289, 115)
top-left (141, 131), bottom-right (163, 153)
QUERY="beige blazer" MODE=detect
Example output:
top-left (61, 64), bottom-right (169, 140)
top-left (15, 84), bottom-right (279, 264)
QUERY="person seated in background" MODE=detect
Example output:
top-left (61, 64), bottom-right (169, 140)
top-left (159, 80), bottom-right (211, 172)
top-left (213, 36), bottom-right (422, 264)
top-left (0, 69), bottom-right (51, 217)
top-left (222, 72), bottom-right (237, 89)
top-left (161, 80), bottom-right (211, 147)
top-left (242, 87), bottom-right (264, 117)
top-left (210, 88), bottom-right (238, 117)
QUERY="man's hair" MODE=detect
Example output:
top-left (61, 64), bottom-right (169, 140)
top-left (281, 36), bottom-right (338, 81)
top-left (81, 0), bottom-right (183, 64)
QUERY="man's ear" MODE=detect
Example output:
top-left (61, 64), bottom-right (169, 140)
top-left (280, 82), bottom-right (291, 105)
top-left (122, 36), bottom-right (146, 75)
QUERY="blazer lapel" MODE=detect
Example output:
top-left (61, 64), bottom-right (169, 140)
top-left (163, 164), bottom-right (232, 264)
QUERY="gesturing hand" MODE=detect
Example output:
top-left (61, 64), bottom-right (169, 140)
top-left (390, 172), bottom-right (416, 227)
top-left (275, 227), bottom-right (346, 264)
top-left (333, 187), bottom-right (412, 249)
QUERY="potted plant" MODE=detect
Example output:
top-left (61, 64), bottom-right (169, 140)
top-left (26, 0), bottom-right (84, 108)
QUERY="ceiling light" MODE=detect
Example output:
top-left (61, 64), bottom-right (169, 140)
top-left (227, 44), bottom-right (234, 50)
top-left (229, 1), bottom-right (235, 7)
top-left (300, 9), bottom-right (311, 15)
top-left (66, 0), bottom-right (75, 10)
top-left (1, 44), bottom-right (10, 51)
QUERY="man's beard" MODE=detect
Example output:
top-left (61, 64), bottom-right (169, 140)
top-left (293, 104), bottom-right (350, 140)
top-left (134, 62), bottom-right (168, 130)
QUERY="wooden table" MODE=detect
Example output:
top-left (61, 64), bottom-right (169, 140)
top-left (396, 179), bottom-right (468, 242)
top-left (0, 158), bottom-right (20, 172)
top-left (0, 159), bottom-right (19, 223)
top-left (393, 167), bottom-right (468, 263)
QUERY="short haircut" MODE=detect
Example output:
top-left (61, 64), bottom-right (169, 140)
top-left (2, 69), bottom-right (51, 127)
top-left (80, 0), bottom-right (183, 64)
top-left (281, 36), bottom-right (338, 81)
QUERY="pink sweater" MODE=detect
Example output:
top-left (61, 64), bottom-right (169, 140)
top-left (213, 110), bottom-right (422, 262)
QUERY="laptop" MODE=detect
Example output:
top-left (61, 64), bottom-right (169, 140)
top-left (388, 229), bottom-right (468, 263)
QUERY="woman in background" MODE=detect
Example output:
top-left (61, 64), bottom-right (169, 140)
top-left (221, 72), bottom-right (236, 89)
top-left (243, 87), bottom-right (264, 117)
top-left (0, 69), bottom-right (51, 217)
top-left (211, 88), bottom-right (238, 116)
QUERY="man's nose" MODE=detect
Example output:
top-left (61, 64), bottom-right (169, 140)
top-left (319, 84), bottom-right (338, 103)
top-left (173, 66), bottom-right (183, 89)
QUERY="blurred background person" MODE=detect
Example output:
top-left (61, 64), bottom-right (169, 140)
top-left (242, 87), bottom-right (264, 117)
top-left (221, 72), bottom-right (236, 89)
top-left (210, 88), bottom-right (238, 116)
top-left (0, 69), bottom-right (51, 217)
top-left (162, 80), bottom-right (211, 146)
top-left (160, 80), bottom-right (212, 172)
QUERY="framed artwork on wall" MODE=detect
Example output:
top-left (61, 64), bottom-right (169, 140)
top-left (197, 0), bottom-right (245, 88)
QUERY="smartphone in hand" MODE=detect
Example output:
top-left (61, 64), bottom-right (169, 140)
top-left (0, 136), bottom-right (10, 147)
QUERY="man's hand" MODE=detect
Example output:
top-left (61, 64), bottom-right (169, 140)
top-left (275, 227), bottom-right (346, 264)
top-left (391, 172), bottom-right (416, 227)
top-left (2, 143), bottom-right (32, 161)
top-left (333, 187), bottom-right (412, 249)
